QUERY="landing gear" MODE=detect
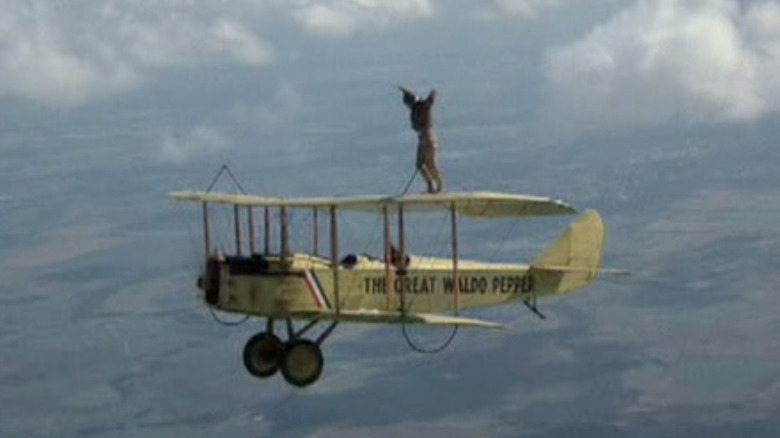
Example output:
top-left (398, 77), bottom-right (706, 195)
top-left (241, 319), bottom-right (337, 387)
top-left (243, 332), bottom-right (283, 378)
top-left (280, 339), bottom-right (324, 387)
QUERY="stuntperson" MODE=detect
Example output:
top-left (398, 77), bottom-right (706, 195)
top-left (400, 86), bottom-right (444, 194)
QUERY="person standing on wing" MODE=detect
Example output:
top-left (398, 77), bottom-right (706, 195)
top-left (400, 86), bottom-right (444, 194)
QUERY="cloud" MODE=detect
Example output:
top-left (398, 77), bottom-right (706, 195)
top-left (159, 126), bottom-right (231, 164)
top-left (209, 20), bottom-right (273, 66)
top-left (0, 1), bottom-right (274, 108)
top-left (0, 1), bottom-right (439, 107)
top-left (291, 0), bottom-right (434, 38)
top-left (473, 0), bottom-right (563, 19)
top-left (230, 81), bottom-right (304, 131)
top-left (472, 0), bottom-right (619, 20)
top-left (543, 0), bottom-right (780, 132)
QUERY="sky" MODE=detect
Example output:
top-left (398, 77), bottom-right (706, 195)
top-left (2, 0), bottom-right (780, 437)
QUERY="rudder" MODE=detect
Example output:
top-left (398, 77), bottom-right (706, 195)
top-left (530, 210), bottom-right (605, 295)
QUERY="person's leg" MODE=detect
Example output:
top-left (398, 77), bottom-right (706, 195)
top-left (417, 142), bottom-right (435, 193)
top-left (428, 151), bottom-right (443, 192)
top-left (422, 140), bottom-right (443, 193)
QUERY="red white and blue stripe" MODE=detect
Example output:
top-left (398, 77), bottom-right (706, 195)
top-left (303, 270), bottom-right (331, 309)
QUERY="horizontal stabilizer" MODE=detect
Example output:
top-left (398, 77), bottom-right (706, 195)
top-left (287, 308), bottom-right (505, 329)
top-left (531, 265), bottom-right (630, 276)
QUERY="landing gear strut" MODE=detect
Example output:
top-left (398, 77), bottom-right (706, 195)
top-left (241, 318), bottom-right (337, 387)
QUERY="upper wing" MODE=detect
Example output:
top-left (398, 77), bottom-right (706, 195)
top-left (168, 190), bottom-right (576, 218)
top-left (347, 191), bottom-right (575, 217)
top-left (286, 308), bottom-right (506, 329)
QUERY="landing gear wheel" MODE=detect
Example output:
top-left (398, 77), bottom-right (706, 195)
top-left (243, 332), bottom-right (283, 378)
top-left (280, 339), bottom-right (324, 387)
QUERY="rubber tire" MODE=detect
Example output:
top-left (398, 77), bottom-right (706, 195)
top-left (242, 332), bottom-right (283, 378)
top-left (280, 339), bottom-right (324, 387)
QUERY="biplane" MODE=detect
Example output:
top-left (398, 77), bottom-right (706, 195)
top-left (169, 189), bottom-right (620, 387)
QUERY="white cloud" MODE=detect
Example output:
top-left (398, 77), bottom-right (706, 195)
top-left (0, 1), bottom-right (274, 108)
top-left (231, 81), bottom-right (303, 130)
top-left (159, 126), bottom-right (231, 164)
top-left (0, 0), bottom-right (438, 107)
top-left (291, 0), bottom-right (434, 38)
top-left (209, 20), bottom-right (273, 66)
top-left (473, 0), bottom-right (562, 19)
top-left (543, 0), bottom-right (780, 132)
top-left (472, 0), bottom-right (618, 20)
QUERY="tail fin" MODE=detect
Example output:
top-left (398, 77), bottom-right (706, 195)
top-left (530, 210), bottom-right (606, 295)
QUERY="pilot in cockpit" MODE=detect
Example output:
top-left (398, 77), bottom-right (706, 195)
top-left (390, 244), bottom-right (410, 271)
top-left (339, 244), bottom-right (410, 272)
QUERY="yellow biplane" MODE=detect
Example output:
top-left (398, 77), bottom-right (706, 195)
top-left (169, 189), bottom-right (620, 387)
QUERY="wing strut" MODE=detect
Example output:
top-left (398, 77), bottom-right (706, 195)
top-left (450, 202), bottom-right (460, 315)
top-left (383, 205), bottom-right (394, 311)
top-left (247, 207), bottom-right (256, 253)
top-left (398, 203), bottom-right (406, 312)
top-left (312, 207), bottom-right (319, 256)
top-left (233, 204), bottom-right (242, 255)
top-left (263, 207), bottom-right (270, 254)
top-left (330, 205), bottom-right (341, 315)
top-left (202, 201), bottom-right (211, 257)
top-left (281, 206), bottom-right (289, 261)
top-left (397, 198), bottom-right (462, 354)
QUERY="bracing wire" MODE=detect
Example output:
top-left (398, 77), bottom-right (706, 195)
top-left (357, 214), bottom-right (383, 258)
top-left (487, 217), bottom-right (520, 262)
top-left (203, 164), bottom-right (250, 327)
top-left (401, 318), bottom-right (459, 354)
top-left (396, 167), bottom-right (460, 354)
top-left (400, 168), bottom-right (418, 196)
top-left (208, 305), bottom-right (250, 326)
top-left (206, 164), bottom-right (247, 194)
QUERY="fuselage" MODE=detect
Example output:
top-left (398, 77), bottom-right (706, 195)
top-left (200, 252), bottom-right (542, 318)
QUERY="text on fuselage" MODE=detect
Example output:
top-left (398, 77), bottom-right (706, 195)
top-left (362, 274), bottom-right (534, 295)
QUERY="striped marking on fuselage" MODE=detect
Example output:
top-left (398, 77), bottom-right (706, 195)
top-left (303, 270), bottom-right (330, 309)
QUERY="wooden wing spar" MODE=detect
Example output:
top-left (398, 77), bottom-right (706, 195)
top-left (167, 190), bottom-right (576, 218)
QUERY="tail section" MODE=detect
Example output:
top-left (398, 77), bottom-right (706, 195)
top-left (530, 209), bottom-right (606, 295)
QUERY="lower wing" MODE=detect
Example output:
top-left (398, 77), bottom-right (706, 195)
top-left (287, 308), bottom-right (504, 329)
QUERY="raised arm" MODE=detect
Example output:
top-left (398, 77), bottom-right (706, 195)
top-left (424, 89), bottom-right (437, 107)
top-left (399, 86), bottom-right (416, 108)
